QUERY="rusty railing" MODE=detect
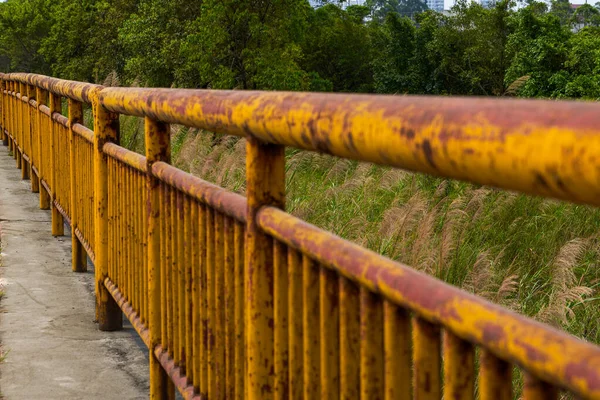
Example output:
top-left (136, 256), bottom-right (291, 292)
top-left (2, 72), bottom-right (600, 399)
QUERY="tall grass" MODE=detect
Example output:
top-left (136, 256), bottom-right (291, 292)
top-left (172, 130), bottom-right (600, 345)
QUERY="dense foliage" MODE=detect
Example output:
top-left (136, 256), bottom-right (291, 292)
top-left (0, 0), bottom-right (598, 98)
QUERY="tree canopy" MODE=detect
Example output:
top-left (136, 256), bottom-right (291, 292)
top-left (0, 0), bottom-right (597, 100)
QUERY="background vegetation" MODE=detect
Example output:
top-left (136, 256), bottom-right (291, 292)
top-left (1, 0), bottom-right (599, 356)
top-left (0, 0), bottom-right (599, 98)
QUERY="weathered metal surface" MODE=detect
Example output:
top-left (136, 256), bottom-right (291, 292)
top-left (6, 72), bottom-right (600, 400)
top-left (360, 287), bottom-right (384, 399)
top-left (480, 350), bottom-right (512, 400)
top-left (214, 209), bottom-right (225, 399)
top-left (97, 87), bottom-right (600, 206)
top-left (104, 277), bottom-right (150, 347)
top-left (49, 92), bottom-right (64, 236)
top-left (69, 98), bottom-right (87, 273)
top-left (443, 330), bottom-right (474, 400)
top-left (224, 216), bottom-right (236, 399)
top-left (53, 199), bottom-right (71, 227)
top-left (154, 346), bottom-right (200, 400)
top-left (413, 317), bottom-right (441, 400)
top-left (523, 372), bottom-right (558, 400)
top-left (302, 256), bottom-right (320, 399)
top-left (206, 206), bottom-right (216, 398)
top-left (152, 161), bottom-right (247, 223)
top-left (383, 301), bottom-right (411, 400)
top-left (320, 266), bottom-right (339, 400)
top-left (339, 276), bottom-right (360, 400)
top-left (72, 123), bottom-right (94, 143)
top-left (37, 89), bottom-right (51, 211)
top-left (273, 240), bottom-right (288, 400)
top-left (103, 142), bottom-right (147, 173)
top-left (93, 93), bottom-right (122, 331)
top-left (256, 205), bottom-right (600, 398)
top-left (146, 117), bottom-right (171, 399)
top-left (245, 136), bottom-right (285, 400)
top-left (287, 248), bottom-right (304, 400)
top-left (28, 84), bottom-right (40, 194)
top-left (39, 105), bottom-right (51, 117)
top-left (73, 227), bottom-right (95, 263)
top-left (51, 111), bottom-right (69, 128)
top-left (233, 220), bottom-right (245, 400)
top-left (1, 72), bottom-right (102, 104)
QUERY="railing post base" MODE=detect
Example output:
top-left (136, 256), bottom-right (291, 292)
top-left (51, 205), bottom-right (64, 236)
top-left (72, 235), bottom-right (87, 272)
top-left (39, 186), bottom-right (50, 210)
top-left (98, 283), bottom-right (123, 331)
top-left (21, 159), bottom-right (29, 180)
top-left (31, 171), bottom-right (39, 193)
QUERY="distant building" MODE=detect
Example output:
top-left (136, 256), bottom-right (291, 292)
top-left (309, 0), bottom-right (443, 13)
top-left (426, 0), bottom-right (444, 12)
top-left (309, 0), bottom-right (367, 8)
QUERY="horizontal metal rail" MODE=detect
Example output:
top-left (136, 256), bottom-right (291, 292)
top-left (1, 71), bottom-right (600, 400)
top-left (95, 87), bottom-right (600, 207)
top-left (152, 161), bottom-right (247, 223)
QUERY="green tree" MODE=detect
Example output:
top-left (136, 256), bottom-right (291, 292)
top-left (550, 0), bottom-right (573, 25)
top-left (409, 10), bottom-right (443, 93)
top-left (370, 13), bottom-right (416, 93)
top-left (367, 0), bottom-right (428, 20)
top-left (179, 0), bottom-right (311, 90)
top-left (302, 4), bottom-right (373, 92)
top-left (550, 27), bottom-right (600, 99)
top-left (571, 4), bottom-right (600, 28)
top-left (0, 0), bottom-right (52, 73)
top-left (505, 4), bottom-right (571, 97)
top-left (423, 0), bottom-right (514, 95)
top-left (40, 0), bottom-right (137, 82)
top-left (119, 0), bottom-right (200, 87)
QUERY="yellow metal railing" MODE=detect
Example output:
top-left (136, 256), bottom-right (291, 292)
top-left (2, 72), bottom-right (600, 399)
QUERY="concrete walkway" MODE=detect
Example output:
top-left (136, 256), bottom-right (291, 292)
top-left (0, 147), bottom-right (149, 399)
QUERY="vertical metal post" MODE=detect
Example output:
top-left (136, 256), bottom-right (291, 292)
top-left (11, 81), bottom-right (16, 155)
top-left (37, 88), bottom-right (50, 210)
top-left (245, 135), bottom-right (285, 400)
top-left (15, 82), bottom-right (21, 169)
top-left (8, 81), bottom-right (13, 153)
top-left (49, 92), bottom-right (64, 236)
top-left (0, 77), bottom-right (5, 146)
top-left (93, 91), bottom-right (123, 331)
top-left (28, 84), bottom-right (39, 193)
top-left (146, 117), bottom-right (171, 399)
top-left (20, 82), bottom-right (29, 180)
top-left (69, 99), bottom-right (86, 272)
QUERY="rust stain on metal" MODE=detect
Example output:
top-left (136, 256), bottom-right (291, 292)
top-left (256, 206), bottom-right (600, 399)
top-left (104, 277), bottom-right (150, 347)
top-left (154, 346), bottom-right (201, 400)
top-left (4, 71), bottom-right (600, 400)
top-left (152, 162), bottom-right (247, 223)
top-left (103, 142), bottom-right (147, 173)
